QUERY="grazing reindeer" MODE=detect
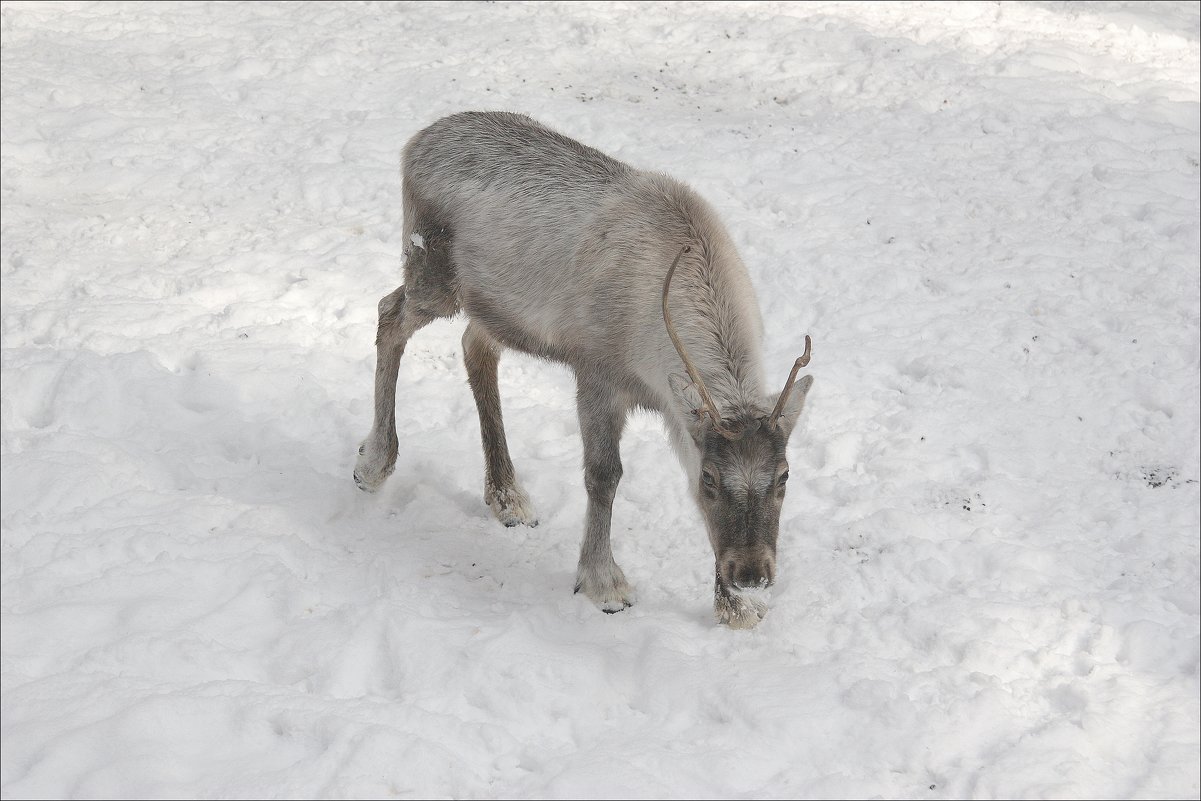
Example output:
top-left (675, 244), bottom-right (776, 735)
top-left (354, 111), bottom-right (813, 628)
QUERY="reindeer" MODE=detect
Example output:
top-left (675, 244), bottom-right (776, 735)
top-left (354, 111), bottom-right (813, 629)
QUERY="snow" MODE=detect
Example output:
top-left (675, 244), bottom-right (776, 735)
top-left (2, 1), bottom-right (1198, 797)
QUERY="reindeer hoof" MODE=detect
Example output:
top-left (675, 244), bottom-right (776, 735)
top-left (485, 483), bottom-right (538, 527)
top-left (575, 563), bottom-right (635, 613)
top-left (353, 467), bottom-right (388, 493)
top-left (354, 440), bottom-right (395, 493)
top-left (601, 600), bottom-right (632, 614)
top-left (575, 583), bottom-right (633, 614)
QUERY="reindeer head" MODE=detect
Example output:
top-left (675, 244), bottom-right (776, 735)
top-left (663, 248), bottom-right (814, 627)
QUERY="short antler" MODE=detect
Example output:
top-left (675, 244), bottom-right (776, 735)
top-left (662, 247), bottom-right (743, 440)
top-left (767, 334), bottom-right (812, 430)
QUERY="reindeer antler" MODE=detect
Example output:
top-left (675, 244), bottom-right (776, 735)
top-left (662, 247), bottom-right (743, 441)
top-left (767, 334), bottom-right (812, 430)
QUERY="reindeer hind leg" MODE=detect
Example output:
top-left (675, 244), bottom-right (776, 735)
top-left (354, 285), bottom-right (437, 492)
top-left (462, 321), bottom-right (537, 526)
top-left (353, 214), bottom-right (455, 492)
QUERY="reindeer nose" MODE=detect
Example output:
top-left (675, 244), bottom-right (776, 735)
top-left (732, 559), bottom-right (775, 589)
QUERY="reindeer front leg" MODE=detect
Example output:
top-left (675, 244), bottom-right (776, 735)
top-left (573, 380), bottom-right (633, 612)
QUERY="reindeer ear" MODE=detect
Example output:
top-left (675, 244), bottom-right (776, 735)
top-left (771, 374), bottom-right (814, 439)
top-left (669, 373), bottom-right (703, 414)
top-left (669, 373), bottom-right (706, 439)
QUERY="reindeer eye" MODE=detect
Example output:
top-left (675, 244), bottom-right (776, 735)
top-left (702, 471), bottom-right (717, 488)
top-left (778, 471), bottom-right (789, 486)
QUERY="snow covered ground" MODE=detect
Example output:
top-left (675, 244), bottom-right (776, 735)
top-left (2, 1), bottom-right (1198, 797)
